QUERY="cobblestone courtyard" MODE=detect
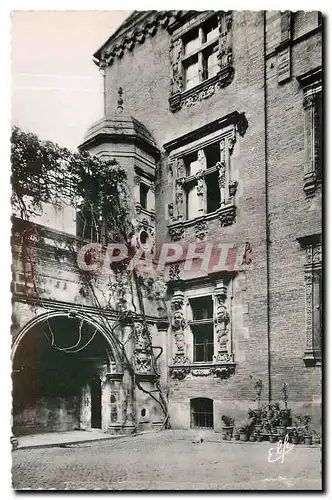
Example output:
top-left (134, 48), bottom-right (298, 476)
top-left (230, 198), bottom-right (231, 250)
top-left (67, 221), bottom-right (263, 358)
top-left (12, 430), bottom-right (322, 490)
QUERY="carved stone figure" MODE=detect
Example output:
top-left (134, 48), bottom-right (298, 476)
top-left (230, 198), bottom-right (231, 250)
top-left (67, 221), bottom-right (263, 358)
top-left (214, 283), bottom-right (230, 352)
top-left (171, 291), bottom-right (188, 364)
top-left (133, 321), bottom-right (151, 374)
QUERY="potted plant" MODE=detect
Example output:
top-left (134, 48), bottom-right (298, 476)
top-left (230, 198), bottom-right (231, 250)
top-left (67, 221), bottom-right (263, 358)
top-left (267, 405), bottom-right (274, 420)
top-left (279, 408), bottom-right (291, 427)
top-left (256, 429), bottom-right (263, 442)
top-left (295, 414), bottom-right (312, 445)
top-left (292, 429), bottom-right (300, 445)
top-left (221, 415), bottom-right (234, 440)
top-left (233, 426), bottom-right (240, 441)
top-left (269, 432), bottom-right (278, 443)
top-left (238, 419), bottom-right (252, 442)
top-left (248, 407), bottom-right (264, 433)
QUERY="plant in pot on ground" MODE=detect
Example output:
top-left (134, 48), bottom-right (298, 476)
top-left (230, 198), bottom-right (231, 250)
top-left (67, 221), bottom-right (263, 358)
top-left (256, 429), bottom-right (263, 442)
top-left (238, 419), bottom-right (253, 442)
top-left (300, 415), bottom-right (313, 445)
top-left (221, 415), bottom-right (234, 440)
top-left (233, 426), bottom-right (240, 441)
top-left (248, 407), bottom-right (266, 433)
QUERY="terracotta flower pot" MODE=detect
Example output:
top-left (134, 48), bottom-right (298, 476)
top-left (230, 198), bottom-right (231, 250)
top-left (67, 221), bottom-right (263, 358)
top-left (222, 426), bottom-right (234, 440)
top-left (234, 433), bottom-right (240, 441)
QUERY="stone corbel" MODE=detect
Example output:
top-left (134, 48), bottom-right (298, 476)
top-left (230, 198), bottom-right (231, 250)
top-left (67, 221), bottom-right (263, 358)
top-left (195, 218), bottom-right (208, 240)
top-left (218, 204), bottom-right (236, 227)
top-left (169, 223), bottom-right (184, 241)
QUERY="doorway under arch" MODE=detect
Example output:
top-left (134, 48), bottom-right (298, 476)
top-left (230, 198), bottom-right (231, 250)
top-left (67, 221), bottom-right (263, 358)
top-left (190, 397), bottom-right (214, 429)
top-left (12, 314), bottom-right (116, 436)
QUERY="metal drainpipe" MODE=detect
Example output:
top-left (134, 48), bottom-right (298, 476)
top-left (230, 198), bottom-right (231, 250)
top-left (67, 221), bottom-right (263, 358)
top-left (263, 11), bottom-right (272, 404)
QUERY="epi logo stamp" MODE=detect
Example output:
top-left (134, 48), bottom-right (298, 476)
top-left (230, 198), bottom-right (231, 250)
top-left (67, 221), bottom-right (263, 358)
top-left (268, 435), bottom-right (294, 464)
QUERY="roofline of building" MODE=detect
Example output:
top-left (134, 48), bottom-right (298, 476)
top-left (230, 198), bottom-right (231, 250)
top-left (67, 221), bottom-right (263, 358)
top-left (93, 10), bottom-right (156, 62)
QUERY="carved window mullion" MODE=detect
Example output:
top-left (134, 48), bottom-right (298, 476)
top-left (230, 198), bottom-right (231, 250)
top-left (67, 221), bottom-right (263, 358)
top-left (225, 136), bottom-right (232, 202)
top-left (218, 139), bottom-right (226, 205)
top-left (196, 149), bottom-right (207, 214)
top-left (213, 281), bottom-right (231, 361)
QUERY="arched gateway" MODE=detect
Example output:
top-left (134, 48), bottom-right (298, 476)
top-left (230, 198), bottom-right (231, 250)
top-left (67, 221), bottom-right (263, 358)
top-left (12, 311), bottom-right (123, 436)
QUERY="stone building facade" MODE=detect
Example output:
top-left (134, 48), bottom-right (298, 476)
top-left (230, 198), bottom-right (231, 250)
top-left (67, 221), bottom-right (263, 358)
top-left (11, 11), bottom-right (322, 435)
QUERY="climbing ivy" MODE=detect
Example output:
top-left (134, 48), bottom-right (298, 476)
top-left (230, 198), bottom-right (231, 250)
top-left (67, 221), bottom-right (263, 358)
top-left (11, 126), bottom-right (133, 242)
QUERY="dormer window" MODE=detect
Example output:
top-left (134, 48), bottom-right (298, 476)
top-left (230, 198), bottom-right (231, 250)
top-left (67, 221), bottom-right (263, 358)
top-left (169, 11), bottom-right (234, 112)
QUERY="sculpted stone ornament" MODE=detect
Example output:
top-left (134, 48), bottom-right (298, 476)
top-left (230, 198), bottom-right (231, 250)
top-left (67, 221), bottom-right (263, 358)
top-left (229, 180), bottom-right (238, 198)
top-left (169, 262), bottom-right (181, 281)
top-left (214, 352), bottom-right (234, 363)
top-left (171, 291), bottom-right (188, 365)
top-left (175, 178), bottom-right (185, 221)
top-left (212, 365), bottom-right (235, 379)
top-left (195, 219), bottom-right (208, 240)
top-left (214, 282), bottom-right (230, 353)
top-left (169, 225), bottom-right (184, 241)
top-left (135, 351), bottom-right (152, 374)
top-left (191, 368), bottom-right (212, 376)
top-left (133, 322), bottom-right (152, 374)
top-left (237, 112), bottom-right (249, 137)
top-left (168, 203), bottom-right (174, 220)
top-left (177, 158), bottom-right (186, 178)
top-left (170, 366), bottom-right (190, 380)
top-left (219, 205), bottom-right (236, 227)
top-left (169, 38), bottom-right (183, 95)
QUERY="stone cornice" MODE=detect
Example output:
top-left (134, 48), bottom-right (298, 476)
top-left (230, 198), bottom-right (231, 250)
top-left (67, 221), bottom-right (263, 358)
top-left (94, 10), bottom-right (179, 66)
top-left (297, 66), bottom-right (322, 89)
top-left (163, 111), bottom-right (248, 153)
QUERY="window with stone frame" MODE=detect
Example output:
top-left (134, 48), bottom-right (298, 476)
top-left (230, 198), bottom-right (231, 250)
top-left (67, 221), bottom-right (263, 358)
top-left (134, 174), bottom-right (155, 214)
top-left (165, 112), bottom-right (248, 242)
top-left (168, 11), bottom-right (234, 112)
top-left (169, 282), bottom-right (236, 380)
top-left (297, 67), bottom-right (322, 197)
top-left (139, 183), bottom-right (149, 210)
top-left (297, 234), bottom-right (322, 366)
top-left (189, 296), bottom-right (214, 363)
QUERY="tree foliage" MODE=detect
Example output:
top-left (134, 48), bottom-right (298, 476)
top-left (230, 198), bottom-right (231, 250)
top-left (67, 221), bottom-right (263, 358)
top-left (11, 126), bottom-right (133, 241)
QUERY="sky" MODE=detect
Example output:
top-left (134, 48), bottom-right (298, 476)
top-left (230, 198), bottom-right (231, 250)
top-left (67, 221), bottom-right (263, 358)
top-left (11, 10), bottom-right (130, 150)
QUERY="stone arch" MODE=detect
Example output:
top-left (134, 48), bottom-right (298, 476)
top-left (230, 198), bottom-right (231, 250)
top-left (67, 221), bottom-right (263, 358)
top-left (11, 310), bottom-right (124, 435)
top-left (11, 310), bottom-right (122, 369)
